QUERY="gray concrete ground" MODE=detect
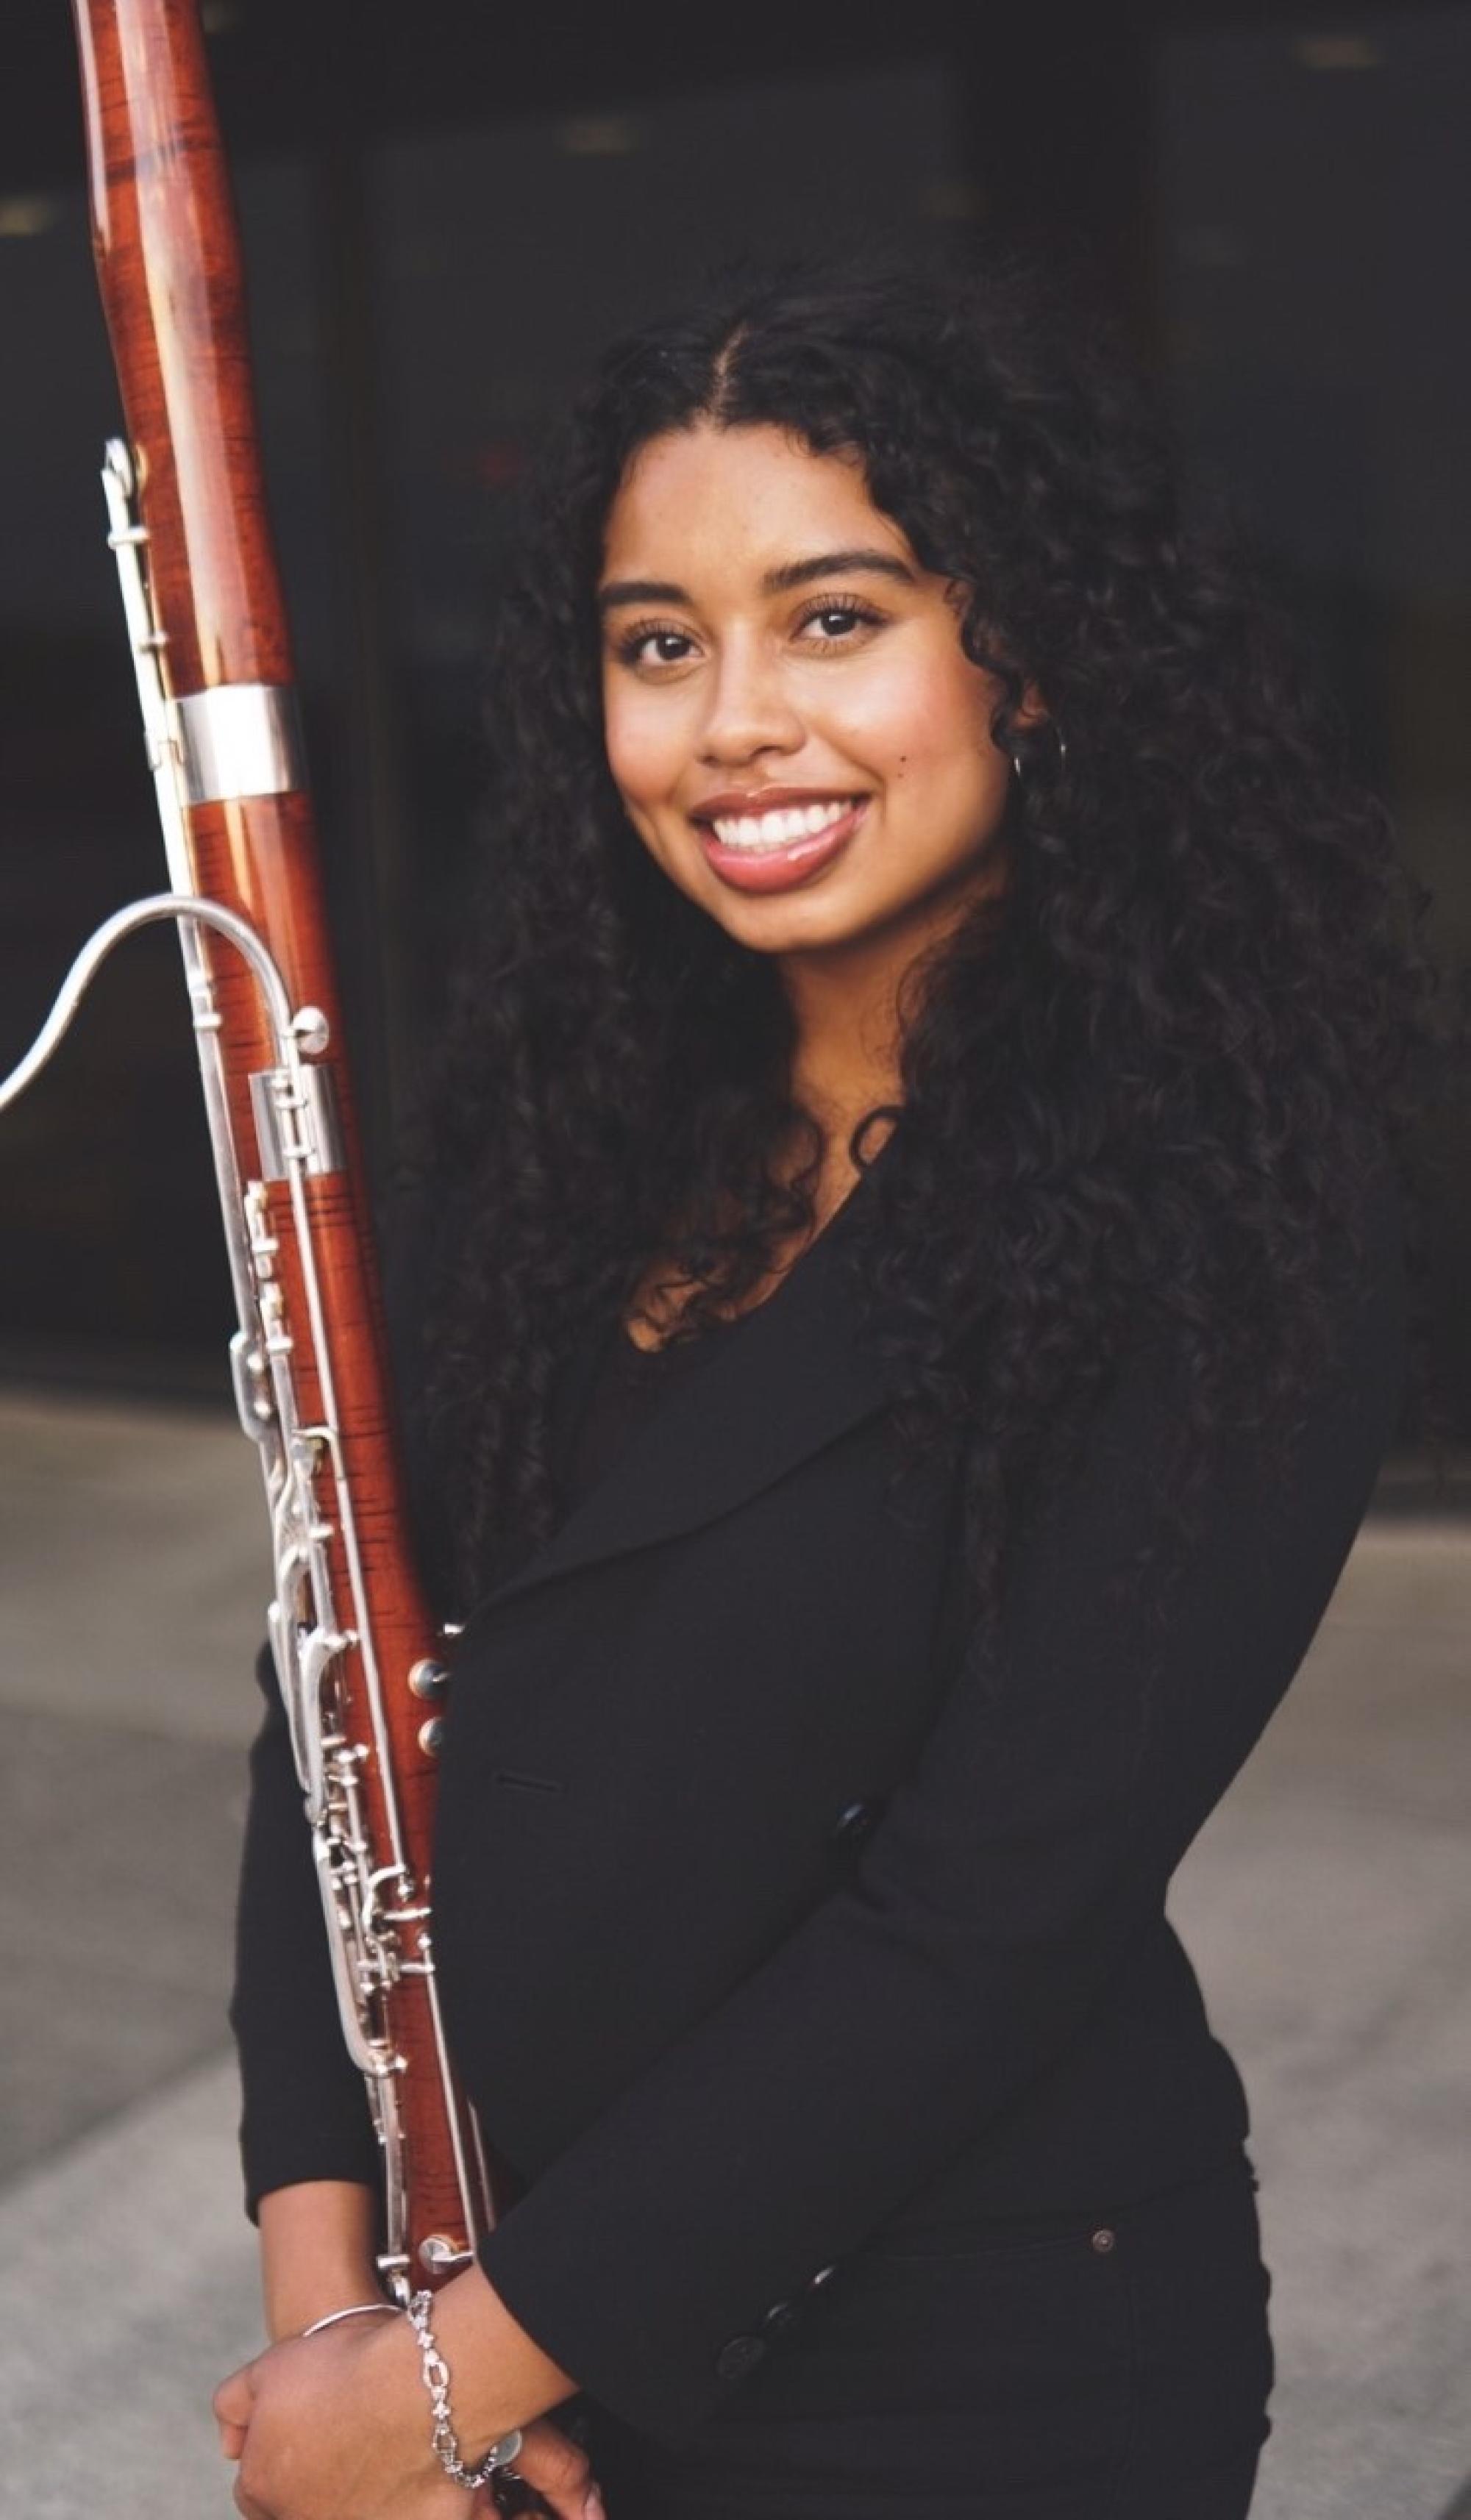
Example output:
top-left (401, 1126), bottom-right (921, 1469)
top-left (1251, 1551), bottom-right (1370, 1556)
top-left (0, 1385), bottom-right (1467, 2519)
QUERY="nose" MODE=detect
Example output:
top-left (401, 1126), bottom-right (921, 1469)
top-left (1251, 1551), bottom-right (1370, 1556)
top-left (697, 632), bottom-right (804, 767)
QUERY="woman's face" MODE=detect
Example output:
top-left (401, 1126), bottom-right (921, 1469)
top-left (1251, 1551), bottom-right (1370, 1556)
top-left (598, 421), bottom-right (1029, 974)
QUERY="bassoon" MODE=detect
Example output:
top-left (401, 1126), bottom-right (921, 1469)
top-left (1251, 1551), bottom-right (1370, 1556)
top-left (0, 0), bottom-right (493, 2299)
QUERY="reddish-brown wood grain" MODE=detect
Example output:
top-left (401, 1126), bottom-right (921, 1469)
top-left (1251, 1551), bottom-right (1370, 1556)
top-left (71, 0), bottom-right (491, 2277)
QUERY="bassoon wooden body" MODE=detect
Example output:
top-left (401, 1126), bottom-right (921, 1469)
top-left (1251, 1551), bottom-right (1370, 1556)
top-left (0, 0), bottom-right (494, 2295)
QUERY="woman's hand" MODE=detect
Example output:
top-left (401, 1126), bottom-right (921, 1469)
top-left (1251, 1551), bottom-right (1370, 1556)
top-left (213, 2316), bottom-right (603, 2520)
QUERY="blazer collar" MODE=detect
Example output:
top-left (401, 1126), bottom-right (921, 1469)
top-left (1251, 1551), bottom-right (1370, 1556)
top-left (465, 1160), bottom-right (894, 1621)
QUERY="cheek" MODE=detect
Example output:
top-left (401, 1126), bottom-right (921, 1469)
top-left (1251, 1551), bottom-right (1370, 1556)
top-left (833, 652), bottom-right (1003, 799)
top-left (601, 690), bottom-right (696, 891)
top-left (602, 682), bottom-right (684, 813)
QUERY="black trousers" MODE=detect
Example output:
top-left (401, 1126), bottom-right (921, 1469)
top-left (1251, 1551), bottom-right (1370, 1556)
top-left (584, 2155), bottom-right (1273, 2519)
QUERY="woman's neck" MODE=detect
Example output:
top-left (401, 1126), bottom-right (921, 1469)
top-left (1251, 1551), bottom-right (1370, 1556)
top-left (782, 940), bottom-right (908, 1167)
top-left (625, 947), bottom-right (906, 1347)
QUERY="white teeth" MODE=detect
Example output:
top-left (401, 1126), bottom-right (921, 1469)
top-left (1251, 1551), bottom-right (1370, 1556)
top-left (708, 799), bottom-right (855, 851)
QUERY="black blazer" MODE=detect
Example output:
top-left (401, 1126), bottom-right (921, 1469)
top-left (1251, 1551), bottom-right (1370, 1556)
top-left (231, 1152), bottom-right (1408, 2449)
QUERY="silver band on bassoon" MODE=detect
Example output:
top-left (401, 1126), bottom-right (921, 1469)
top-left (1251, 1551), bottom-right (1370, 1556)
top-left (169, 682), bottom-right (304, 802)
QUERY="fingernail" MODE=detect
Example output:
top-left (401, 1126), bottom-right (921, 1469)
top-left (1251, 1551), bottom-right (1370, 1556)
top-left (583, 2493), bottom-right (605, 2519)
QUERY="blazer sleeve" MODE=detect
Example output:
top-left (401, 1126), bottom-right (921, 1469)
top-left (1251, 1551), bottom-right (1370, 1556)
top-left (229, 1642), bottom-right (384, 2214)
top-left (474, 1157), bottom-right (1408, 2442)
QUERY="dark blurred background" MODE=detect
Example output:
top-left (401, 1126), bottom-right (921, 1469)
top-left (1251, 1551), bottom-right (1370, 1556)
top-left (1, 0), bottom-right (1467, 1418)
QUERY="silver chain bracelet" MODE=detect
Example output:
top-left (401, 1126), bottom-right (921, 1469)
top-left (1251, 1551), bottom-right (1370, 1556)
top-left (406, 2288), bottom-right (524, 2491)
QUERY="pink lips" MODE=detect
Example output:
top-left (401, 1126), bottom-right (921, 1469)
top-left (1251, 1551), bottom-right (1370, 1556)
top-left (696, 798), bottom-right (868, 895)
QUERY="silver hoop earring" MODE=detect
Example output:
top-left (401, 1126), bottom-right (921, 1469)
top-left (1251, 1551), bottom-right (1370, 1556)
top-left (1011, 723), bottom-right (1068, 782)
top-left (1017, 725), bottom-right (1072, 771)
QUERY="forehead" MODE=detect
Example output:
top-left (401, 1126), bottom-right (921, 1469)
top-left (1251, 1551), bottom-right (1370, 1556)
top-left (601, 421), bottom-right (914, 588)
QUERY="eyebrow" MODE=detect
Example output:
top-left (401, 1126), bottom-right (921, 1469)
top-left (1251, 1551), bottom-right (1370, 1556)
top-left (596, 547), bottom-right (918, 613)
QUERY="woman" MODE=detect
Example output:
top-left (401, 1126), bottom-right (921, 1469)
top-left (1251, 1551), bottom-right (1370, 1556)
top-left (218, 254), bottom-right (1433, 2520)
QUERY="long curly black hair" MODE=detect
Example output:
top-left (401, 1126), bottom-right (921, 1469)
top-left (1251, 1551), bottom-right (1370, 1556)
top-left (404, 250), bottom-right (1445, 1621)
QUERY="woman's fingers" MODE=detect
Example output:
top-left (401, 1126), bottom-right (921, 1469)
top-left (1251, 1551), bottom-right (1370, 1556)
top-left (209, 2338), bottom-right (603, 2519)
top-left (214, 2360), bottom-right (257, 2466)
top-left (507, 2415), bottom-right (602, 2520)
top-left (213, 2360), bottom-right (257, 2430)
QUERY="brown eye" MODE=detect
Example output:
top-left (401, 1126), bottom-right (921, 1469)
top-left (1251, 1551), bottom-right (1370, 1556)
top-left (794, 599), bottom-right (884, 646)
top-left (616, 624), bottom-right (696, 669)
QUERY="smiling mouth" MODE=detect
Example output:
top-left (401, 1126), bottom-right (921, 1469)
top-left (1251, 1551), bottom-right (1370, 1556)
top-left (700, 797), bottom-right (861, 854)
top-left (691, 795), bottom-right (869, 896)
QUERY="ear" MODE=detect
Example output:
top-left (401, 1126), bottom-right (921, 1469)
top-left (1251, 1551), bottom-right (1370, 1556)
top-left (1014, 680), bottom-right (1050, 732)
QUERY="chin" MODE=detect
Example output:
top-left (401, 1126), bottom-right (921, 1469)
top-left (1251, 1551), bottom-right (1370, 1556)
top-left (714, 895), bottom-right (866, 953)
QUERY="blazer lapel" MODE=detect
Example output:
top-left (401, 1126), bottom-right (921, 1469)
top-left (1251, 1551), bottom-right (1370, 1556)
top-left (469, 1176), bottom-right (893, 1619)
